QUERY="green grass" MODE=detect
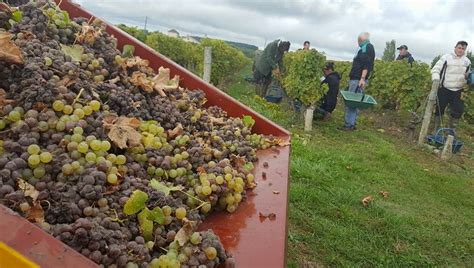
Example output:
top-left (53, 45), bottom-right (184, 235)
top-left (223, 66), bottom-right (474, 267)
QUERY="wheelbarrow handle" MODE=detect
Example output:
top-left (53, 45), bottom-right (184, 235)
top-left (435, 128), bottom-right (456, 138)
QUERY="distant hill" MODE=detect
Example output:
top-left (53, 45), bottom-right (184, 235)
top-left (191, 36), bottom-right (258, 58)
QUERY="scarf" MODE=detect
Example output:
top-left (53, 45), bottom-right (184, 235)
top-left (359, 39), bottom-right (370, 53)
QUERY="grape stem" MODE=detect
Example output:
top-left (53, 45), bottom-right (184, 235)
top-left (72, 88), bottom-right (84, 105)
top-left (192, 201), bottom-right (210, 212)
top-left (178, 189), bottom-right (205, 204)
top-left (110, 209), bottom-right (125, 223)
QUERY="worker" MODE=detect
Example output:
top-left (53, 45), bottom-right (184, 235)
top-left (315, 62), bottom-right (341, 120)
top-left (340, 32), bottom-right (375, 131)
top-left (253, 40), bottom-right (291, 97)
top-left (396, 45), bottom-right (415, 65)
top-left (303, 41), bottom-right (310, 50)
top-left (431, 40), bottom-right (471, 130)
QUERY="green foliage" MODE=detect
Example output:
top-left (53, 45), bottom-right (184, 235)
top-left (242, 115), bottom-right (255, 128)
top-left (123, 189), bottom-right (149, 215)
top-left (333, 61), bottom-right (352, 90)
top-left (281, 49), bottom-right (328, 106)
top-left (119, 24), bottom-right (250, 85)
top-left (431, 55), bottom-right (441, 68)
top-left (150, 179), bottom-right (184, 196)
top-left (382, 40), bottom-right (396, 62)
top-left (199, 38), bottom-right (251, 85)
top-left (367, 60), bottom-right (431, 111)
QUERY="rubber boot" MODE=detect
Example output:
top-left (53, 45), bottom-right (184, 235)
top-left (448, 116), bottom-right (459, 131)
top-left (433, 116), bottom-right (441, 133)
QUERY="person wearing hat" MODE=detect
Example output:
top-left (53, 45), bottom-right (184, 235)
top-left (253, 39), bottom-right (291, 97)
top-left (396, 45), bottom-right (414, 64)
top-left (314, 62), bottom-right (341, 120)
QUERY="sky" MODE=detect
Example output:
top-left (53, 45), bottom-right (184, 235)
top-left (75, 0), bottom-right (473, 63)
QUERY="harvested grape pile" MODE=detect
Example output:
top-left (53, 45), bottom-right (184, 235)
top-left (0, 1), bottom-right (281, 267)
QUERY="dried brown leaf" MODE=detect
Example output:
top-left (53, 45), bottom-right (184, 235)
top-left (379, 191), bottom-right (390, 198)
top-left (0, 88), bottom-right (15, 107)
top-left (57, 76), bottom-right (76, 87)
top-left (18, 179), bottom-right (39, 202)
top-left (196, 166), bottom-right (206, 174)
top-left (259, 212), bottom-right (276, 222)
top-left (26, 202), bottom-right (44, 223)
top-left (121, 56), bottom-right (150, 70)
top-left (152, 67), bottom-right (179, 94)
top-left (361, 195), bottom-right (373, 206)
top-left (0, 33), bottom-right (24, 64)
top-left (210, 116), bottom-right (225, 125)
top-left (272, 191), bottom-right (280, 194)
top-left (130, 71), bottom-right (154, 92)
top-left (271, 138), bottom-right (291, 147)
top-left (230, 154), bottom-right (246, 171)
top-left (167, 123), bottom-right (183, 139)
top-left (76, 24), bottom-right (101, 45)
top-left (108, 76), bottom-right (121, 84)
top-left (103, 115), bottom-right (141, 149)
top-left (174, 219), bottom-right (197, 246)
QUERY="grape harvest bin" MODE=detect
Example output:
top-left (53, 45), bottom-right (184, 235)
top-left (0, 0), bottom-right (291, 267)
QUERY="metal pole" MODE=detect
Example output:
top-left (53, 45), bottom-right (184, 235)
top-left (418, 80), bottom-right (439, 144)
top-left (144, 16), bottom-right (148, 31)
top-left (203, 46), bottom-right (212, 83)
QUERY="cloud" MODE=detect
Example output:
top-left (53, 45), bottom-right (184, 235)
top-left (77, 0), bottom-right (474, 62)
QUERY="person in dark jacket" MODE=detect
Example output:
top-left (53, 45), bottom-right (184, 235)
top-left (340, 32), bottom-right (375, 131)
top-left (396, 45), bottom-right (414, 64)
top-left (253, 40), bottom-right (291, 97)
top-left (315, 62), bottom-right (341, 120)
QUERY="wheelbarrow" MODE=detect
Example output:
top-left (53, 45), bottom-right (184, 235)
top-left (426, 128), bottom-right (464, 153)
top-left (340, 89), bottom-right (377, 109)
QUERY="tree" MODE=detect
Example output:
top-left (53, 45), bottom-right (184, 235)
top-left (431, 55), bottom-right (441, 68)
top-left (382, 40), bottom-right (396, 62)
top-left (467, 51), bottom-right (473, 68)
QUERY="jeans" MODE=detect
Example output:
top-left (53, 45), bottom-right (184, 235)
top-left (344, 79), bottom-right (367, 128)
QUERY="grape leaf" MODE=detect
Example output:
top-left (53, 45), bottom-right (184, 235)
top-left (26, 201), bottom-right (44, 223)
top-left (103, 114), bottom-right (141, 149)
top-left (139, 217), bottom-right (154, 241)
top-left (17, 179), bottom-right (39, 202)
top-left (0, 88), bottom-right (15, 106)
top-left (152, 67), bottom-right (179, 96)
top-left (122, 44), bottom-right (135, 58)
top-left (61, 11), bottom-right (70, 25)
top-left (137, 207), bottom-right (151, 223)
top-left (361, 195), bottom-right (373, 206)
top-left (242, 115), bottom-right (255, 128)
top-left (0, 32), bottom-right (23, 64)
top-left (174, 219), bottom-right (197, 246)
top-left (130, 71), bottom-right (154, 93)
top-left (123, 190), bottom-right (149, 215)
top-left (149, 207), bottom-right (165, 224)
top-left (149, 179), bottom-right (183, 196)
top-left (11, 10), bottom-right (22, 22)
top-left (76, 24), bottom-right (102, 45)
top-left (60, 44), bottom-right (84, 62)
top-left (167, 123), bottom-right (183, 139)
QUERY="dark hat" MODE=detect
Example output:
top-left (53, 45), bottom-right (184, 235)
top-left (397, 45), bottom-right (408, 50)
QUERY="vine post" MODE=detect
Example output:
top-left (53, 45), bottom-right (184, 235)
top-left (418, 80), bottom-right (439, 144)
top-left (203, 46), bottom-right (212, 83)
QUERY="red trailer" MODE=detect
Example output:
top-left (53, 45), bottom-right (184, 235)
top-left (0, 1), bottom-right (291, 267)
